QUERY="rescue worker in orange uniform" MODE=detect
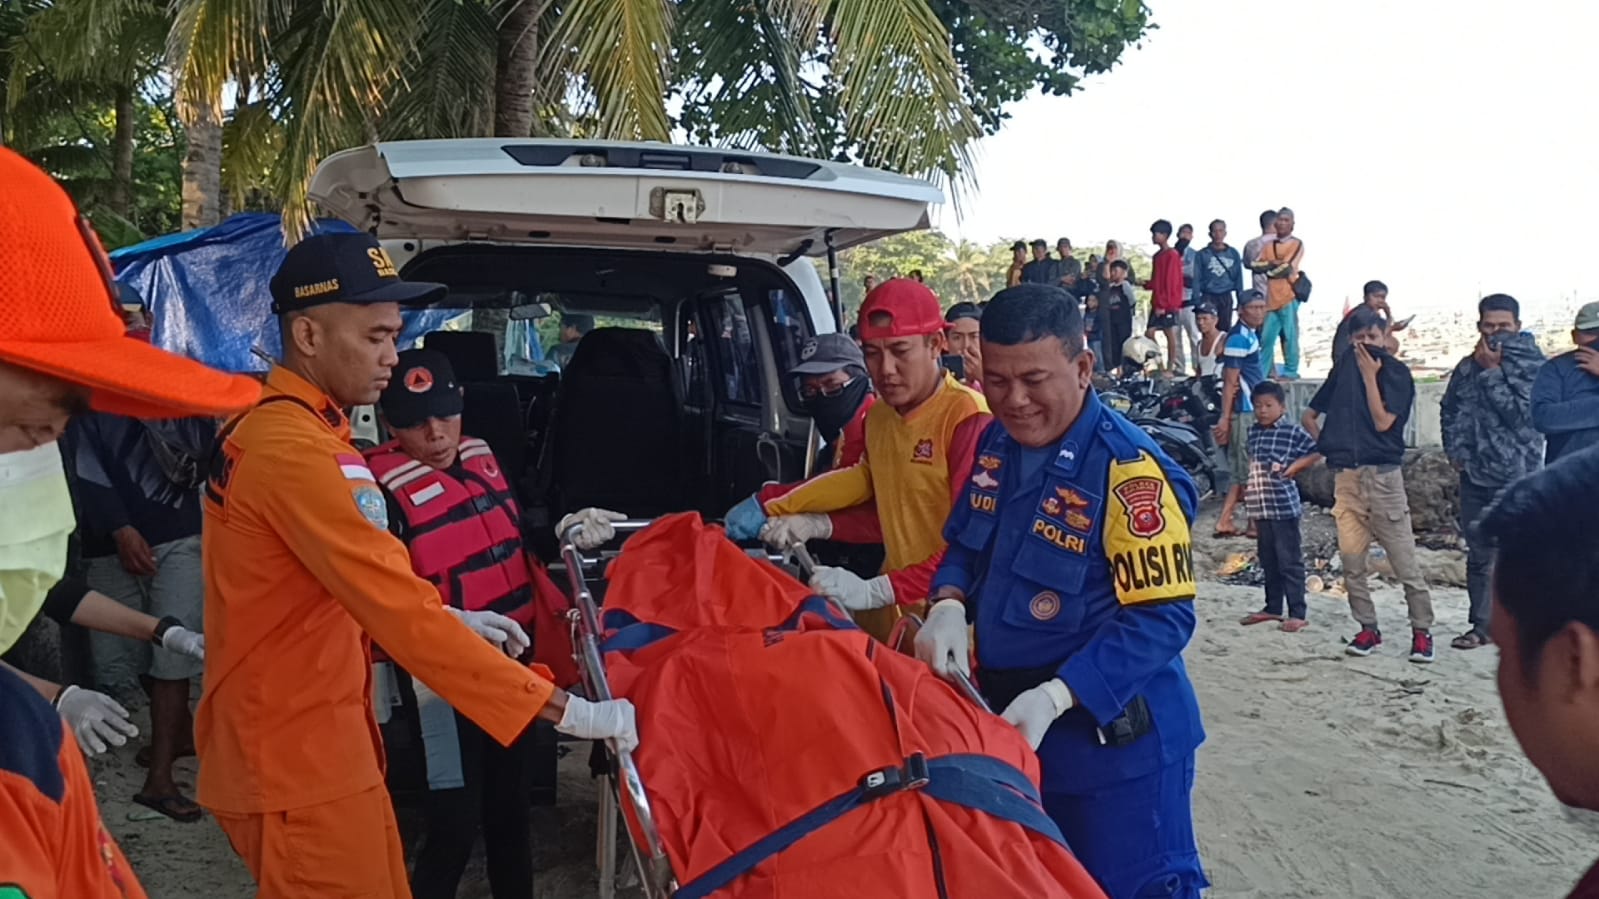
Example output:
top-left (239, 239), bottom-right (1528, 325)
top-left (0, 146), bottom-right (262, 898)
top-left (365, 348), bottom-right (621, 899)
top-left (724, 279), bottom-right (991, 639)
top-left (196, 233), bottom-right (638, 898)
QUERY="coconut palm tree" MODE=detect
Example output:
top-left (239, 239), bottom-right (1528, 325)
top-left (167, 0), bottom-right (982, 232)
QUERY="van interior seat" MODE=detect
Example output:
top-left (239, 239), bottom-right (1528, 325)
top-left (548, 327), bottom-right (686, 518)
top-left (421, 329), bottom-right (531, 488)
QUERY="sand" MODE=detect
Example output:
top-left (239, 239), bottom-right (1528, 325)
top-left (92, 521), bottom-right (1597, 898)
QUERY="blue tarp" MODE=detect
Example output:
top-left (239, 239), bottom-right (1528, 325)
top-left (110, 213), bottom-right (457, 374)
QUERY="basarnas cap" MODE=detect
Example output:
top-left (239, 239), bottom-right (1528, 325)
top-left (270, 233), bottom-right (447, 314)
top-left (790, 333), bottom-right (865, 375)
top-left (944, 302), bottom-right (982, 325)
top-left (0, 147), bottom-right (260, 418)
top-left (379, 349), bottom-right (464, 429)
top-left (1575, 301), bottom-right (1599, 331)
top-left (857, 279), bottom-right (946, 341)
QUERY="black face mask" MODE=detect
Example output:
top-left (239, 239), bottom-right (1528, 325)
top-left (1175, 237), bottom-right (1191, 252)
top-left (803, 378), bottom-right (872, 444)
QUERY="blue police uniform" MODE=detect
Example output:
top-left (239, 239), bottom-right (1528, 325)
top-left (933, 391), bottom-right (1208, 898)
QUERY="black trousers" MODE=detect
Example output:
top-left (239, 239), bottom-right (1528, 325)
top-left (410, 709), bottom-right (536, 899)
top-left (1459, 476), bottom-right (1501, 636)
top-left (1257, 517), bottom-right (1307, 620)
top-left (1198, 292), bottom-right (1235, 333)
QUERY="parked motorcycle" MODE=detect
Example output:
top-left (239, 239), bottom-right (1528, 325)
top-left (1100, 346), bottom-right (1220, 497)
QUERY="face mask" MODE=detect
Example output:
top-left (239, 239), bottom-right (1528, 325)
top-left (0, 442), bottom-right (74, 653)
top-left (804, 378), bottom-right (872, 445)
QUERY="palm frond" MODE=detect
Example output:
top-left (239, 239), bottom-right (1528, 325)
top-left (820, 0), bottom-right (981, 194)
top-left (166, 0), bottom-right (277, 114)
top-left (381, 0), bottom-right (497, 140)
top-left (673, 0), bottom-right (821, 156)
top-left (220, 99), bottom-right (281, 205)
top-left (542, 0), bottom-right (673, 141)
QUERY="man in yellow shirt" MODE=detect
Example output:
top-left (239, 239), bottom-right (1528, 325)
top-left (725, 279), bottom-right (990, 639)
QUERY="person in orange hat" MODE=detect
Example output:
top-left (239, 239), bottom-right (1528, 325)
top-left (0, 146), bottom-right (262, 898)
top-left (724, 278), bottom-right (991, 640)
top-left (197, 231), bottom-right (638, 898)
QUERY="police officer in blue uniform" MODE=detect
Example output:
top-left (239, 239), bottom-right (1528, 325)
top-left (916, 284), bottom-right (1208, 897)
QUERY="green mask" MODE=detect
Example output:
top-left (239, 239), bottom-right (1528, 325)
top-left (0, 442), bottom-right (73, 653)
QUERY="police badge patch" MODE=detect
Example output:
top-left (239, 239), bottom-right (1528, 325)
top-left (354, 486), bottom-right (390, 530)
top-left (1113, 476), bottom-right (1167, 538)
top-left (1029, 591), bottom-right (1061, 621)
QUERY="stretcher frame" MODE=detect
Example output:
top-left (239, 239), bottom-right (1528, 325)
top-left (559, 521), bottom-right (993, 898)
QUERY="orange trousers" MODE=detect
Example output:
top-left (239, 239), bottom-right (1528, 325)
top-left (213, 785), bottom-right (411, 898)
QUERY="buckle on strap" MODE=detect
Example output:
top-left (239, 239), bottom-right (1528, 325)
top-left (859, 753), bottom-right (930, 799)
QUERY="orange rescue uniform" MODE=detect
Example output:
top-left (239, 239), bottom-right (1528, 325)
top-left (0, 666), bottom-right (147, 899)
top-left (197, 366), bottom-right (555, 897)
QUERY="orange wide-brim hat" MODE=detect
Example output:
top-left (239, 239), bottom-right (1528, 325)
top-left (0, 148), bottom-right (261, 419)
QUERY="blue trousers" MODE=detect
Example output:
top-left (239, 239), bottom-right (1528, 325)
top-left (1258, 301), bottom-right (1300, 378)
top-left (1043, 756), bottom-right (1207, 898)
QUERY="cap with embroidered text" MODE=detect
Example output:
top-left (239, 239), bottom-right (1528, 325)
top-left (270, 233), bottom-right (447, 314)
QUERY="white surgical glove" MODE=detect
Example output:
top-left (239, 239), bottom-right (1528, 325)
top-left (759, 513), bottom-right (833, 550)
top-left (1000, 678), bottom-right (1075, 750)
top-left (160, 625), bottom-right (205, 661)
top-left (556, 696), bottom-right (640, 754)
top-left (55, 686), bottom-right (139, 756)
top-left (558, 507), bottom-right (627, 551)
top-left (808, 566), bottom-right (895, 611)
top-left (446, 607), bottom-right (531, 658)
top-left (914, 598), bottom-right (971, 681)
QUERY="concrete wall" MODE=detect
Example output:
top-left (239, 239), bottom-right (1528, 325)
top-left (1281, 378), bottom-right (1444, 448)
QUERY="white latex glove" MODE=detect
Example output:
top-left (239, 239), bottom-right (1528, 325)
top-left (56, 686), bottom-right (139, 756)
top-left (914, 599), bottom-right (971, 680)
top-left (556, 696), bottom-right (640, 754)
top-left (446, 606), bottom-right (531, 658)
top-left (759, 513), bottom-right (833, 549)
top-left (808, 567), bottom-right (895, 611)
top-left (558, 507), bottom-right (627, 551)
top-left (1000, 678), bottom-right (1075, 750)
top-left (160, 625), bottom-right (205, 661)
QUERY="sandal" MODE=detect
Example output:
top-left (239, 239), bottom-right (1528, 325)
top-left (1451, 630), bottom-right (1491, 650)
top-left (1239, 611), bottom-right (1284, 626)
top-left (131, 792), bottom-right (203, 823)
top-left (1281, 618), bottom-right (1309, 633)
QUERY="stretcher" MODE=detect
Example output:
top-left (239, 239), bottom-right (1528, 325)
top-left (557, 513), bottom-right (1105, 899)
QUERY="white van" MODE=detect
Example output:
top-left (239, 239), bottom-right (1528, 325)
top-left (309, 139), bottom-right (942, 533)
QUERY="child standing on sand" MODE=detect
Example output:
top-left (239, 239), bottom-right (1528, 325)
top-left (1239, 380), bottom-right (1321, 632)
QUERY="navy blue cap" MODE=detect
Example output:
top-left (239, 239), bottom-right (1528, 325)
top-left (269, 233), bottom-right (447, 314)
top-left (379, 349), bottom-right (464, 428)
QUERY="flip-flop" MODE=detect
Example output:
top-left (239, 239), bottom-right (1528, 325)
top-left (1451, 631), bottom-right (1491, 650)
top-left (1239, 612), bottom-right (1284, 626)
top-left (131, 793), bottom-right (203, 823)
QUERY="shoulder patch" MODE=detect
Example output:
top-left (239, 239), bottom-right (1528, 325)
top-left (354, 485), bottom-right (390, 530)
top-left (1103, 451), bottom-right (1195, 605)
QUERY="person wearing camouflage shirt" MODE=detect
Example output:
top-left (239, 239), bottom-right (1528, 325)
top-left (1440, 294), bottom-right (1545, 651)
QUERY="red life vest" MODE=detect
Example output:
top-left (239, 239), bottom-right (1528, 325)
top-left (364, 437), bottom-right (534, 626)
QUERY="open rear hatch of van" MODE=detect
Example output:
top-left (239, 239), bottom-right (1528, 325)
top-left (308, 139), bottom-right (942, 256)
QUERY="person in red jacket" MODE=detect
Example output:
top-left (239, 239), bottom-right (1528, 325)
top-left (756, 333), bottom-right (880, 548)
top-left (1144, 219), bottom-right (1185, 370)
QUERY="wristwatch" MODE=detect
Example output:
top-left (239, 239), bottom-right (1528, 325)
top-left (150, 615), bottom-right (183, 647)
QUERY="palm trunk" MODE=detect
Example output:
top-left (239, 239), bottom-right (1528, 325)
top-left (493, 0), bottom-right (542, 137)
top-left (178, 94), bottom-right (224, 230)
top-left (109, 83), bottom-right (136, 219)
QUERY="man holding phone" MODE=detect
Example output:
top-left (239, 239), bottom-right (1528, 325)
top-left (1440, 294), bottom-right (1544, 650)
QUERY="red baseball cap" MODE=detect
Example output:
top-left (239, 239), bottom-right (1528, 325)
top-left (0, 148), bottom-right (261, 419)
top-left (857, 279), bottom-right (945, 340)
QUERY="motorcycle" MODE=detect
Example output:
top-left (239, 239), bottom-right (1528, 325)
top-left (1101, 347), bottom-right (1220, 497)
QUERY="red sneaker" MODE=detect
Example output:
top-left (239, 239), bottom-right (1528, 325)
top-left (1346, 628), bottom-right (1382, 656)
top-left (1409, 630), bottom-right (1435, 664)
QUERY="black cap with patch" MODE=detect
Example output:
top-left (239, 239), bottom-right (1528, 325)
top-left (790, 332), bottom-right (865, 376)
top-left (269, 233), bottom-right (447, 314)
top-left (379, 348), bottom-right (464, 429)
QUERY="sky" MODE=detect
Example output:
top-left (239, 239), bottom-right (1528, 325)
top-left (936, 0), bottom-right (1599, 322)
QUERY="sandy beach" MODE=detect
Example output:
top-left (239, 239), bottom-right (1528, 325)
top-left (92, 521), bottom-right (1598, 898)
